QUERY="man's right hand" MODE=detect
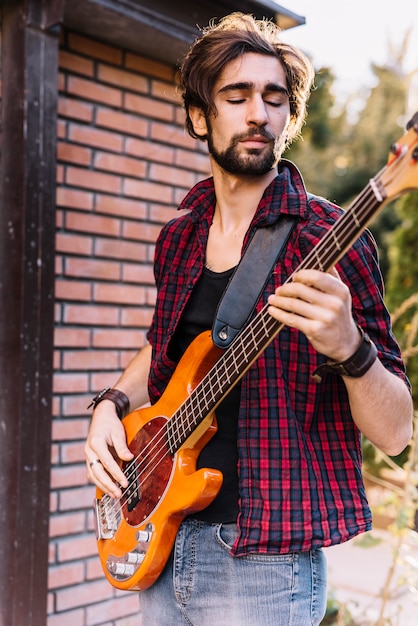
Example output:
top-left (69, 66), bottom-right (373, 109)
top-left (85, 400), bottom-right (134, 498)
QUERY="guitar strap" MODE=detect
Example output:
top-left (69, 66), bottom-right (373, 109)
top-left (212, 213), bottom-right (297, 349)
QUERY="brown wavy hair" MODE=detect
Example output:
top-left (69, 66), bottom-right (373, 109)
top-left (179, 13), bottom-right (315, 145)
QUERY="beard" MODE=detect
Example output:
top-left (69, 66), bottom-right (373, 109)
top-left (206, 124), bottom-right (285, 176)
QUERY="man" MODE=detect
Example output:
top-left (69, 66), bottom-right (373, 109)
top-left (85, 13), bottom-right (412, 626)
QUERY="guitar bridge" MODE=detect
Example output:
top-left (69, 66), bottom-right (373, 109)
top-left (94, 495), bottom-right (121, 540)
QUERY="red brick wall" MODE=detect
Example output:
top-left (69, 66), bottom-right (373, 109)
top-left (50, 30), bottom-right (210, 625)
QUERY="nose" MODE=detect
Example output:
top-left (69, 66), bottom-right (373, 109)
top-left (246, 94), bottom-right (268, 126)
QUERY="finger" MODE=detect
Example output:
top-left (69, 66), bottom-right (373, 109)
top-left (86, 452), bottom-right (127, 498)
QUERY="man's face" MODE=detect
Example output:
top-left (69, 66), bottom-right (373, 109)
top-left (198, 53), bottom-right (291, 176)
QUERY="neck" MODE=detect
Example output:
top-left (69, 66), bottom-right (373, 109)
top-left (211, 162), bottom-right (278, 232)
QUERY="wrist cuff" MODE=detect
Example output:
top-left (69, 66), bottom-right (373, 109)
top-left (87, 387), bottom-right (130, 420)
top-left (312, 326), bottom-right (378, 383)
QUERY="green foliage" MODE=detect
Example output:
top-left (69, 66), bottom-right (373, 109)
top-left (385, 193), bottom-right (418, 406)
top-left (285, 46), bottom-right (412, 280)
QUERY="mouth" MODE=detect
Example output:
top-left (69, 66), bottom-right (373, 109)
top-left (240, 135), bottom-right (270, 149)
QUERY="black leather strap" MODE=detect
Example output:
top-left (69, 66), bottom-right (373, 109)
top-left (212, 215), bottom-right (296, 349)
top-left (312, 326), bottom-right (378, 382)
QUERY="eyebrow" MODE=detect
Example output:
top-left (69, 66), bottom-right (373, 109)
top-left (217, 81), bottom-right (289, 96)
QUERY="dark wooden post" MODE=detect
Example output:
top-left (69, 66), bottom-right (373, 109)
top-left (0, 1), bottom-right (63, 624)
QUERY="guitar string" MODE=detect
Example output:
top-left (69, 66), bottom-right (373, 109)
top-left (104, 164), bottom-right (394, 519)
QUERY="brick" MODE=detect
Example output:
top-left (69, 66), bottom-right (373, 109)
top-left (51, 444), bottom-right (60, 465)
top-left (175, 104), bottom-right (187, 126)
top-left (55, 279), bottom-right (92, 302)
top-left (92, 328), bottom-right (145, 348)
top-left (94, 237), bottom-right (147, 262)
top-left (62, 394), bottom-right (94, 417)
top-left (51, 465), bottom-right (87, 489)
top-left (65, 166), bottom-right (122, 195)
top-left (57, 164), bottom-right (64, 184)
top-left (94, 283), bottom-right (145, 306)
top-left (58, 97), bottom-right (93, 123)
top-left (120, 307), bottom-right (153, 328)
top-left (125, 136), bottom-right (174, 165)
top-left (124, 178), bottom-right (172, 204)
top-left (54, 327), bottom-right (91, 348)
top-left (60, 441), bottom-right (88, 464)
top-left (56, 187), bottom-right (94, 211)
top-left (122, 263), bottom-right (155, 285)
top-left (67, 75), bottom-right (122, 107)
top-left (68, 33), bottom-right (122, 65)
top-left (62, 350), bottom-right (120, 371)
top-left (122, 220), bottom-right (161, 243)
top-left (98, 64), bottom-right (148, 94)
top-left (47, 608), bottom-right (85, 626)
top-left (59, 50), bottom-right (94, 77)
top-left (53, 373), bottom-right (89, 394)
top-left (96, 194), bottom-right (147, 220)
top-left (145, 286), bottom-right (157, 305)
top-left (68, 123), bottom-right (123, 152)
top-left (86, 595), bottom-right (140, 626)
top-left (65, 210), bottom-right (121, 237)
top-left (64, 257), bottom-right (121, 281)
top-left (90, 372), bottom-right (123, 394)
top-left (58, 488), bottom-right (96, 515)
top-left (125, 52), bottom-right (173, 81)
top-left (57, 119), bottom-right (67, 139)
top-left (151, 79), bottom-right (181, 104)
top-left (149, 162), bottom-right (196, 189)
top-left (51, 419), bottom-right (89, 442)
top-left (151, 120), bottom-right (195, 149)
top-left (49, 512), bottom-right (86, 538)
top-left (148, 203), bottom-right (178, 224)
top-left (120, 350), bottom-right (143, 369)
top-left (96, 107), bottom-right (148, 138)
top-left (94, 151), bottom-right (147, 178)
top-left (55, 579), bottom-right (111, 612)
top-left (57, 142), bottom-right (92, 166)
top-left (58, 71), bottom-right (66, 92)
top-left (124, 92), bottom-right (174, 122)
top-left (85, 556), bottom-right (103, 581)
top-left (56, 232), bottom-right (93, 255)
top-left (48, 561), bottom-right (85, 590)
top-left (175, 147), bottom-right (210, 173)
top-left (64, 304), bottom-right (119, 326)
top-left (50, 492), bottom-right (59, 516)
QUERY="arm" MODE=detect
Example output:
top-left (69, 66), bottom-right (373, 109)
top-left (85, 343), bottom-right (152, 497)
top-left (267, 269), bottom-right (413, 456)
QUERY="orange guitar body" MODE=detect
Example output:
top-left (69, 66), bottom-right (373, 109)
top-left (95, 331), bottom-right (224, 591)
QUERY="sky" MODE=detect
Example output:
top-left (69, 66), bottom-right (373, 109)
top-left (278, 0), bottom-right (418, 109)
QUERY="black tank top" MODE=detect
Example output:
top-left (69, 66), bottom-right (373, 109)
top-left (168, 266), bottom-right (240, 523)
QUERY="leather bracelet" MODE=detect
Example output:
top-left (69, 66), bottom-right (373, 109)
top-left (312, 326), bottom-right (378, 383)
top-left (87, 387), bottom-right (130, 420)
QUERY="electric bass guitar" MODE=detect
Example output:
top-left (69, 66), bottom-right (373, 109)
top-left (94, 113), bottom-right (418, 591)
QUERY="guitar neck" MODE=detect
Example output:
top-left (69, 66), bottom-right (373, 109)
top-left (166, 177), bottom-right (387, 453)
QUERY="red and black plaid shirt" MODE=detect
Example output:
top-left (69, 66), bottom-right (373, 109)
top-left (147, 160), bottom-right (409, 555)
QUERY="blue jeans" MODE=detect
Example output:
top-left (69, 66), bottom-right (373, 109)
top-left (139, 519), bottom-right (327, 625)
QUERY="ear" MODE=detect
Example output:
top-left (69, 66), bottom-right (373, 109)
top-left (188, 106), bottom-right (208, 139)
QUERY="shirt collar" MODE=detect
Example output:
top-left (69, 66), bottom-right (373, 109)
top-left (177, 160), bottom-right (309, 227)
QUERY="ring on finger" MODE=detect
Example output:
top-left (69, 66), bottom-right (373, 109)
top-left (89, 458), bottom-right (102, 468)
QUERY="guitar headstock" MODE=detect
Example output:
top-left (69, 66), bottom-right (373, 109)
top-left (379, 112), bottom-right (418, 202)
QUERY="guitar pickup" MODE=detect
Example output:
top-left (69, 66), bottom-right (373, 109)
top-left (124, 462), bottom-right (141, 512)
